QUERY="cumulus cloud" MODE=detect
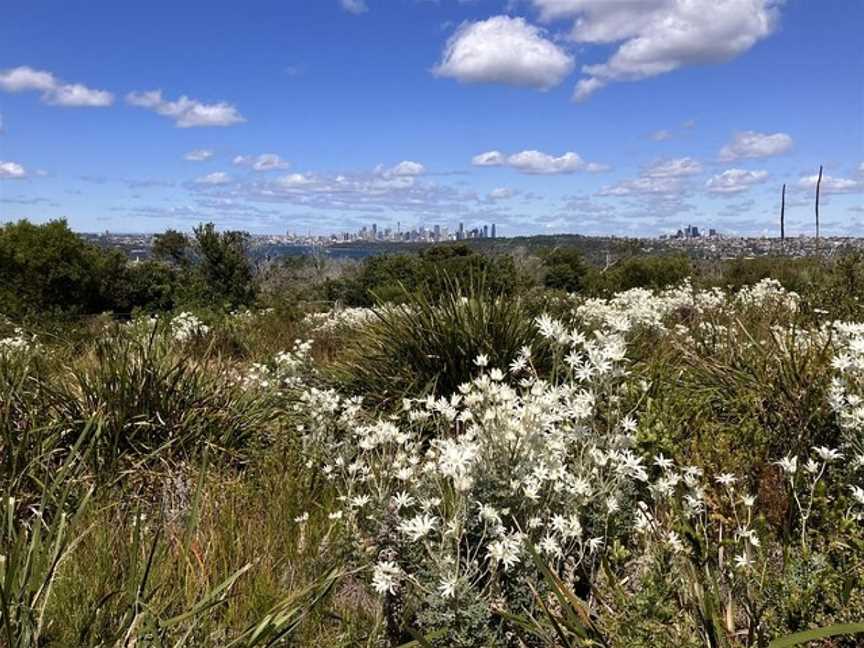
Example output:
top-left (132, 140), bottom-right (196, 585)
top-left (597, 175), bottom-right (683, 197)
top-left (46, 83), bottom-right (113, 107)
top-left (705, 168), bottom-right (769, 194)
top-left (277, 173), bottom-right (315, 188)
top-left (472, 150), bottom-right (507, 166)
top-left (719, 130), bottom-right (793, 161)
top-left (0, 65), bottom-right (113, 107)
top-left (0, 161), bottom-right (27, 179)
top-left (184, 149), bottom-right (215, 162)
top-left (596, 157), bottom-right (703, 197)
top-left (126, 90), bottom-right (245, 128)
top-left (194, 171), bottom-right (233, 185)
top-left (433, 16), bottom-right (574, 90)
top-left (472, 149), bottom-right (609, 174)
top-left (379, 160), bottom-right (426, 177)
top-left (644, 157), bottom-right (703, 178)
top-left (529, 1), bottom-right (782, 100)
top-left (233, 153), bottom-right (290, 171)
top-left (340, 0), bottom-right (368, 14)
top-left (797, 173), bottom-right (862, 194)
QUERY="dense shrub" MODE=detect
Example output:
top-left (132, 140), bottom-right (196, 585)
top-left (333, 277), bottom-right (541, 405)
top-left (0, 219), bottom-right (127, 316)
top-left (325, 244), bottom-right (523, 306)
top-left (592, 254), bottom-right (692, 294)
top-left (542, 247), bottom-right (590, 293)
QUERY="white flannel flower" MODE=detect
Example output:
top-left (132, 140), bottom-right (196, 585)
top-left (371, 561), bottom-right (401, 595)
top-left (399, 513), bottom-right (437, 542)
top-left (715, 473), bottom-right (737, 488)
top-left (775, 455), bottom-right (798, 475)
top-left (813, 446), bottom-right (843, 463)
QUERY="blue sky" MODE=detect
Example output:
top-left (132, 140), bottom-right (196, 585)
top-left (1, 0), bottom-right (862, 236)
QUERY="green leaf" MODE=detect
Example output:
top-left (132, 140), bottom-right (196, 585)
top-left (769, 623), bottom-right (864, 648)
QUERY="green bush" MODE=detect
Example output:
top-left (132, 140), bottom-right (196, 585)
top-left (333, 276), bottom-right (540, 406)
top-left (592, 254), bottom-right (693, 294)
top-left (542, 247), bottom-right (590, 293)
top-left (41, 325), bottom-right (274, 474)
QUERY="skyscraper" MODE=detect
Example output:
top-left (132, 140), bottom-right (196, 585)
top-left (491, 224), bottom-right (496, 239)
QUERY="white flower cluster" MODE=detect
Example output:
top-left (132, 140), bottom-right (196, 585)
top-left (245, 339), bottom-right (315, 390)
top-left (734, 277), bottom-right (799, 311)
top-left (291, 285), bottom-right (862, 630)
top-left (573, 278), bottom-right (798, 335)
top-left (304, 307), bottom-right (379, 334)
top-left (171, 312), bottom-right (210, 342)
top-left (828, 321), bottom-right (864, 458)
top-left (0, 328), bottom-right (36, 355)
top-left (303, 315), bottom-right (641, 603)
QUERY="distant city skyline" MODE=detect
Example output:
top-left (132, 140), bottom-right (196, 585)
top-left (1, 1), bottom-right (862, 237)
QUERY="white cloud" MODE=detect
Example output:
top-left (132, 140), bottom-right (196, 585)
top-left (596, 157), bottom-right (702, 196)
top-left (46, 83), bottom-right (113, 107)
top-left (380, 160), bottom-right (426, 177)
top-left (340, 0), bottom-right (368, 14)
top-left (488, 187), bottom-right (515, 200)
top-left (277, 173), bottom-right (315, 188)
top-left (644, 157), bottom-right (703, 178)
top-left (507, 150), bottom-right (604, 174)
top-left (184, 149), bottom-right (215, 162)
top-left (797, 173), bottom-right (862, 194)
top-left (573, 77), bottom-right (605, 101)
top-left (126, 90), bottom-right (245, 128)
top-left (433, 16), bottom-right (574, 90)
top-left (705, 168), bottom-right (769, 194)
top-left (597, 175), bottom-right (682, 196)
top-left (188, 165), bottom-right (497, 223)
top-left (233, 153), bottom-right (290, 171)
top-left (0, 161), bottom-right (27, 179)
top-left (719, 130), bottom-right (793, 161)
top-left (649, 129), bottom-right (672, 141)
top-left (0, 66), bottom-right (56, 92)
top-left (472, 149), bottom-right (609, 174)
top-left (530, 1), bottom-right (781, 100)
top-left (195, 172), bottom-right (233, 185)
top-left (0, 65), bottom-right (113, 107)
top-left (472, 150), bottom-right (507, 166)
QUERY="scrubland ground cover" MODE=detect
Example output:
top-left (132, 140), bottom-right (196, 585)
top-left (2, 222), bottom-right (864, 647)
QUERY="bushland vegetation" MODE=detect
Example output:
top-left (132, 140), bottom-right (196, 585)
top-left (2, 218), bottom-right (864, 646)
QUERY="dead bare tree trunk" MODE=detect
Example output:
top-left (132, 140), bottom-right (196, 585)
top-left (815, 165), bottom-right (823, 240)
top-left (780, 183), bottom-right (786, 243)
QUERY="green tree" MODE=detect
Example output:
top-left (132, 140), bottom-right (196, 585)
top-left (152, 229), bottom-right (190, 266)
top-left (542, 248), bottom-right (589, 293)
top-left (0, 219), bottom-right (119, 315)
top-left (192, 223), bottom-right (256, 309)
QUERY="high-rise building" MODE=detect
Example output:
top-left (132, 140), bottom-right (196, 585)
top-left (483, 225), bottom-right (489, 238)
top-left (457, 223), bottom-right (464, 241)
top-left (491, 224), bottom-right (496, 239)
